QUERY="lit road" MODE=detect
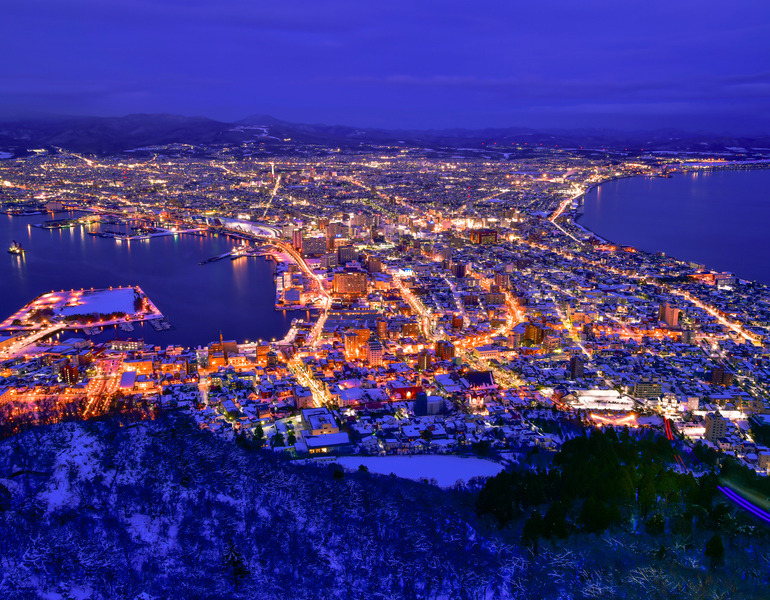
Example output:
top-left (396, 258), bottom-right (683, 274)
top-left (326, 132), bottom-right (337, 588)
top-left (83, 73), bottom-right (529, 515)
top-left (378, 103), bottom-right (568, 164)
top-left (261, 174), bottom-right (283, 219)
top-left (0, 324), bottom-right (66, 359)
top-left (444, 276), bottom-right (470, 329)
top-left (288, 356), bottom-right (331, 407)
top-left (391, 273), bottom-right (438, 342)
top-left (549, 187), bottom-right (584, 222)
top-left (269, 240), bottom-right (332, 347)
top-left (82, 358), bottom-right (122, 419)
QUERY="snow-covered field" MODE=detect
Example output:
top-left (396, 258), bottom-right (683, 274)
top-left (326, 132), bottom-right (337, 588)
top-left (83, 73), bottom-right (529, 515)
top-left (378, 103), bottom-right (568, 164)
top-left (59, 288), bottom-right (136, 317)
top-left (334, 455), bottom-right (505, 487)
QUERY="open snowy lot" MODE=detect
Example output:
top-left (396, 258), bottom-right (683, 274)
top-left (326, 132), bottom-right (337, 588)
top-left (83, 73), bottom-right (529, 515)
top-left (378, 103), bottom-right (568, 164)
top-left (334, 455), bottom-right (505, 487)
top-left (59, 288), bottom-right (136, 317)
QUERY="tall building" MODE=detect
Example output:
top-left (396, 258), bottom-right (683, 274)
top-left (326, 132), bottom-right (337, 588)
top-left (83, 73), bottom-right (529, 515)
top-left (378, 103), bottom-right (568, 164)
top-left (705, 411), bottom-right (728, 443)
top-left (470, 229), bottom-right (497, 245)
top-left (292, 229), bottom-right (303, 252)
top-left (710, 367), bottom-right (734, 386)
top-left (525, 323), bottom-right (545, 345)
top-left (302, 236), bottom-right (326, 257)
top-left (366, 337), bottom-right (383, 366)
top-left (366, 256), bottom-right (382, 273)
top-left (321, 253), bottom-right (338, 269)
top-left (494, 272), bottom-right (510, 289)
top-left (435, 340), bottom-right (455, 361)
top-left (417, 350), bottom-right (432, 371)
top-left (633, 379), bottom-right (663, 398)
top-left (344, 332), bottom-right (363, 360)
top-left (568, 356), bottom-right (584, 380)
top-left (658, 303), bottom-right (681, 328)
top-left (376, 319), bottom-right (388, 339)
top-left (451, 262), bottom-right (467, 278)
top-left (338, 245), bottom-right (357, 265)
top-left (60, 364), bottom-right (79, 385)
top-left (326, 222), bottom-right (347, 251)
top-left (485, 292), bottom-right (505, 306)
top-left (326, 222), bottom-right (347, 239)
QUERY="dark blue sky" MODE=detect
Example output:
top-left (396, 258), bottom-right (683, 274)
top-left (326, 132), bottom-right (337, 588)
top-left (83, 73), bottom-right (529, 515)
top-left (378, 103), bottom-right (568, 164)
top-left (3, 0), bottom-right (770, 132)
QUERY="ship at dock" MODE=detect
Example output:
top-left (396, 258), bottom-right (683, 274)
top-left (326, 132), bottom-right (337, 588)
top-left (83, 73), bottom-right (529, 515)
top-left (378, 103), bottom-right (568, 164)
top-left (8, 240), bottom-right (24, 255)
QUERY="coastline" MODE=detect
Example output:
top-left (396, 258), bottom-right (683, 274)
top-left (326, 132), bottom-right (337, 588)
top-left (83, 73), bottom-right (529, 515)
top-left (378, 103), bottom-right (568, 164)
top-left (564, 164), bottom-right (770, 284)
top-left (1, 213), bottom-right (296, 346)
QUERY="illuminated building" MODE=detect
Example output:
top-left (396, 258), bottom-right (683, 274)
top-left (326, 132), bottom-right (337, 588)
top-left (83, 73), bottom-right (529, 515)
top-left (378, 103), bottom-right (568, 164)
top-left (376, 319), bottom-right (388, 339)
top-left (60, 364), bottom-right (79, 385)
top-left (303, 433), bottom-right (353, 455)
top-left (344, 328), bottom-right (370, 359)
top-left (123, 358), bottom-right (155, 375)
top-left (302, 407), bottom-right (339, 435)
top-left (301, 235), bottom-right (326, 257)
top-left (109, 338), bottom-right (144, 351)
top-left (321, 252), bottom-right (338, 269)
top-left (525, 323), bottom-right (545, 345)
top-left (333, 272), bottom-right (367, 297)
top-left (470, 229), bottom-right (497, 245)
top-left (292, 229), bottom-right (303, 251)
top-left (326, 221), bottom-right (347, 240)
top-left (485, 292), bottom-right (505, 306)
top-left (338, 245), bottom-right (357, 265)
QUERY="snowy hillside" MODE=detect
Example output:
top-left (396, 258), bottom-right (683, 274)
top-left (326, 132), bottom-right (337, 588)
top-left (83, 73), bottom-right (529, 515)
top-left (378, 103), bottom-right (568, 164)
top-left (0, 416), bottom-right (766, 599)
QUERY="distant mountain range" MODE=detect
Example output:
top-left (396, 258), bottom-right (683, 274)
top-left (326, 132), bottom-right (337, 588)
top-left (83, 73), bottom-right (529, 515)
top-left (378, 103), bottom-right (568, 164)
top-left (1, 112), bottom-right (769, 156)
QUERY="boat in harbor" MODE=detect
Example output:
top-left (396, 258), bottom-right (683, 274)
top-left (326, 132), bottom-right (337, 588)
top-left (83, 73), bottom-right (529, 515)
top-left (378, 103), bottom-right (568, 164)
top-left (8, 240), bottom-right (24, 255)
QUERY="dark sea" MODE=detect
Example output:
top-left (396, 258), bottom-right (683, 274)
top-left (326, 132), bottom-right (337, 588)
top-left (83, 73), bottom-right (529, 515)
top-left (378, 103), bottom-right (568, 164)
top-left (1, 211), bottom-right (299, 347)
top-left (579, 168), bottom-right (770, 285)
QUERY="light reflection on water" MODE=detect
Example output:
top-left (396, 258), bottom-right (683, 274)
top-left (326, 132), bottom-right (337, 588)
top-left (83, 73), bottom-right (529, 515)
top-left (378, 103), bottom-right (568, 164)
top-left (1, 211), bottom-right (298, 346)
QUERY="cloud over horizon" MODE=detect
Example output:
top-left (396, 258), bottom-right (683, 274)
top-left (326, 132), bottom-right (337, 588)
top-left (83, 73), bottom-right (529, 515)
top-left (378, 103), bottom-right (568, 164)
top-left (2, 0), bottom-right (769, 133)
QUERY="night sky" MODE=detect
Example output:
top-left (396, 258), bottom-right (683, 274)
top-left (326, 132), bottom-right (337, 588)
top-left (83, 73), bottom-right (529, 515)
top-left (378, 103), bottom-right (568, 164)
top-left (3, 0), bottom-right (770, 132)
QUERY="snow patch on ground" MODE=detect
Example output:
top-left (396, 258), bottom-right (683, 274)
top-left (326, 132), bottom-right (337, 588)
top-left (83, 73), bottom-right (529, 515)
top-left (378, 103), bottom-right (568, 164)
top-left (334, 455), bottom-right (505, 487)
